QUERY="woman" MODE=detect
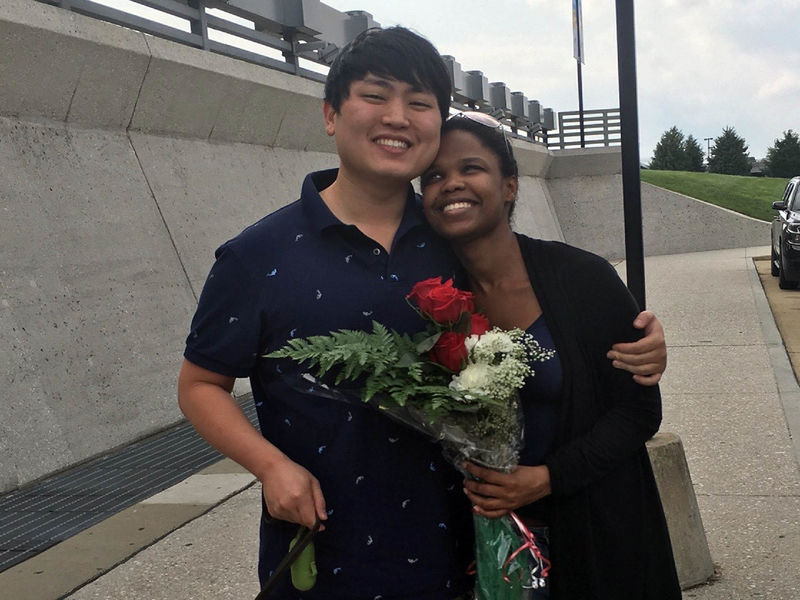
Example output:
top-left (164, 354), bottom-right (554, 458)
top-left (420, 113), bottom-right (681, 599)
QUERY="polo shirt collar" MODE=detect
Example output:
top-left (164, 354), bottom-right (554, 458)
top-left (301, 169), bottom-right (425, 238)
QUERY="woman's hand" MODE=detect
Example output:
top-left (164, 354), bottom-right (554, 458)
top-left (462, 462), bottom-right (552, 518)
top-left (607, 310), bottom-right (667, 385)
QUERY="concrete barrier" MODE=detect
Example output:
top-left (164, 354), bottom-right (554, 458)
top-left (0, 0), bottom-right (150, 128)
top-left (546, 156), bottom-right (769, 260)
top-left (647, 432), bottom-right (714, 588)
top-left (639, 182), bottom-right (770, 257)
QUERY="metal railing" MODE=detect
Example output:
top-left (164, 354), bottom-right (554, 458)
top-left (549, 108), bottom-right (621, 150)
top-left (43, 0), bottom-right (370, 82)
top-left (38, 0), bottom-right (563, 146)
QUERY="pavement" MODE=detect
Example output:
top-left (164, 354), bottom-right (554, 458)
top-left (1, 245), bottom-right (799, 600)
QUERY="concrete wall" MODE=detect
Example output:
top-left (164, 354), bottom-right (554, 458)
top-left (513, 140), bottom-right (564, 242)
top-left (0, 0), bottom-right (769, 492)
top-left (0, 0), bottom-right (343, 493)
top-left (547, 150), bottom-right (769, 259)
top-left (0, 114), bottom-right (340, 492)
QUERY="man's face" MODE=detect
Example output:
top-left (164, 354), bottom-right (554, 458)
top-left (323, 74), bottom-right (442, 187)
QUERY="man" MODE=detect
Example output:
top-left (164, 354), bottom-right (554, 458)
top-left (178, 26), bottom-right (666, 600)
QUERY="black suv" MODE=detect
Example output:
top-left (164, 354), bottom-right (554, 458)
top-left (771, 176), bottom-right (800, 289)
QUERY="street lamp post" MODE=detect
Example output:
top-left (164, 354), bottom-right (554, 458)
top-left (704, 137), bottom-right (713, 169)
top-left (615, 0), bottom-right (646, 308)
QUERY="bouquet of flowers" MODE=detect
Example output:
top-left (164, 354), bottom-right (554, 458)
top-left (267, 277), bottom-right (554, 599)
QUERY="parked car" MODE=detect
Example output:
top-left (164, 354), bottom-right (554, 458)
top-left (771, 176), bottom-right (800, 289)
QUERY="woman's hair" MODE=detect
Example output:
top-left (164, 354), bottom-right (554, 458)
top-left (324, 27), bottom-right (452, 124)
top-left (441, 116), bottom-right (518, 179)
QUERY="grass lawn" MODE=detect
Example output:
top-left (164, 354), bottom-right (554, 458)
top-left (640, 170), bottom-right (788, 222)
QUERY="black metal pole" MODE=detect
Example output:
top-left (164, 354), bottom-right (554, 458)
top-left (577, 61), bottom-right (585, 148)
top-left (615, 0), bottom-right (646, 308)
top-left (575, 3), bottom-right (585, 148)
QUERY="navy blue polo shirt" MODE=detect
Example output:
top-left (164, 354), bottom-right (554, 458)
top-left (185, 169), bottom-right (473, 600)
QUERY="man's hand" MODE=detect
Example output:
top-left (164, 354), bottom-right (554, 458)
top-left (260, 455), bottom-right (328, 530)
top-left (607, 310), bottom-right (667, 386)
top-left (462, 462), bottom-right (551, 518)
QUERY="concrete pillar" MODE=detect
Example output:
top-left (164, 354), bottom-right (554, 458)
top-left (647, 432), bottom-right (714, 589)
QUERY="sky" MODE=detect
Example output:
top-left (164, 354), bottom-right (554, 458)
top-left (98, 0), bottom-right (800, 163)
top-left (322, 0), bottom-right (800, 164)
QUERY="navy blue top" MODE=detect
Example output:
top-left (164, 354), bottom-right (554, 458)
top-left (516, 315), bottom-right (562, 522)
top-left (185, 170), bottom-right (473, 600)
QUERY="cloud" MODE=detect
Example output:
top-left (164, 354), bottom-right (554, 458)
top-left (756, 73), bottom-right (800, 102)
top-left (201, 0), bottom-right (800, 160)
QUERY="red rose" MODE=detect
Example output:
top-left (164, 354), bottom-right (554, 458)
top-left (430, 331), bottom-right (468, 372)
top-left (406, 277), bottom-right (442, 303)
top-left (470, 313), bottom-right (490, 336)
top-left (407, 278), bottom-right (474, 325)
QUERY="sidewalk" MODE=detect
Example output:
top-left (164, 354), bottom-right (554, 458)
top-left (3, 246), bottom-right (799, 599)
top-left (644, 247), bottom-right (799, 599)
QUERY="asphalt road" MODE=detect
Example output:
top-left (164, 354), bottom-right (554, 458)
top-left (754, 256), bottom-right (800, 383)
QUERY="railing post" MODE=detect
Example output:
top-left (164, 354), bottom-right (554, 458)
top-left (187, 0), bottom-right (209, 50)
top-left (283, 31), bottom-right (301, 76)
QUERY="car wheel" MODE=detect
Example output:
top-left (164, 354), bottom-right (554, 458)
top-left (779, 249), bottom-right (798, 289)
top-left (771, 244), bottom-right (780, 276)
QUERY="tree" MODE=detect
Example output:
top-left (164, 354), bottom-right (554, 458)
top-left (684, 135), bottom-right (706, 172)
top-left (764, 130), bottom-right (800, 178)
top-left (650, 126), bottom-right (687, 170)
top-left (707, 126), bottom-right (750, 175)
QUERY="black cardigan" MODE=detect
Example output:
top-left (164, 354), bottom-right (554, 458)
top-left (517, 234), bottom-right (681, 599)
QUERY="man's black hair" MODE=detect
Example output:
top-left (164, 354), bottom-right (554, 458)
top-left (325, 26), bottom-right (452, 123)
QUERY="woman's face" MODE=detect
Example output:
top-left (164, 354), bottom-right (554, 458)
top-left (421, 129), bottom-right (517, 243)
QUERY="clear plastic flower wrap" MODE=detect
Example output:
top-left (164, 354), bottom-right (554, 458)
top-left (267, 278), bottom-right (554, 598)
top-left (285, 375), bottom-right (542, 599)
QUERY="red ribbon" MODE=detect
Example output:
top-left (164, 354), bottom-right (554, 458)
top-left (502, 511), bottom-right (551, 584)
top-left (464, 512), bottom-right (551, 588)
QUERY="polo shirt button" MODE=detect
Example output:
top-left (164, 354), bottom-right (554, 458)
top-left (373, 248), bottom-right (381, 255)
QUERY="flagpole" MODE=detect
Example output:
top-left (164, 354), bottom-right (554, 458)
top-left (574, 0), bottom-right (585, 148)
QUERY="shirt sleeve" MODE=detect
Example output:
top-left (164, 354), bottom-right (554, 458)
top-left (183, 242), bottom-right (264, 378)
top-left (545, 254), bottom-right (662, 497)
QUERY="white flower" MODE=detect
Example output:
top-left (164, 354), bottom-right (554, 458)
top-left (449, 362), bottom-right (492, 394)
top-left (470, 330), bottom-right (516, 362)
